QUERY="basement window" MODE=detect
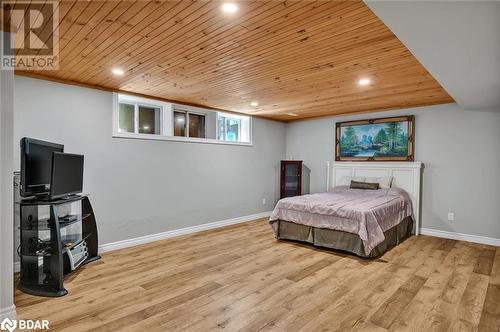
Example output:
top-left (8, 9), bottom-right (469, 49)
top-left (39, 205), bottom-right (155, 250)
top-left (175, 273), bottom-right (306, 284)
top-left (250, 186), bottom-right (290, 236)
top-left (117, 95), bottom-right (162, 135)
top-left (173, 110), bottom-right (206, 139)
top-left (113, 94), bottom-right (252, 146)
top-left (217, 112), bottom-right (251, 143)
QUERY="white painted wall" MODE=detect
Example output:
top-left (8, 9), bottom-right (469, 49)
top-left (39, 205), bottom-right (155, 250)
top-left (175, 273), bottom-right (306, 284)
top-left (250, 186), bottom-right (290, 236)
top-left (286, 104), bottom-right (500, 239)
top-left (13, 76), bottom-right (285, 245)
top-left (366, 0), bottom-right (500, 109)
top-left (0, 65), bottom-right (16, 319)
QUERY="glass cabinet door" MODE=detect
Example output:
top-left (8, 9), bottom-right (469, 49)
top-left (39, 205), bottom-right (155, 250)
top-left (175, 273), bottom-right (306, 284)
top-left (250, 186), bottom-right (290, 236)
top-left (281, 161), bottom-right (302, 198)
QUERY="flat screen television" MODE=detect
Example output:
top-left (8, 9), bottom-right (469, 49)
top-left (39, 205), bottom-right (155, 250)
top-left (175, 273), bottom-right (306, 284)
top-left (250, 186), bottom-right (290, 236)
top-left (20, 137), bottom-right (64, 197)
top-left (50, 152), bottom-right (84, 199)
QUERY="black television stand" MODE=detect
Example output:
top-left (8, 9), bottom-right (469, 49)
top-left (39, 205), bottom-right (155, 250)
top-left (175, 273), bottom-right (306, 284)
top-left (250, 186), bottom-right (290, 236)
top-left (18, 195), bottom-right (101, 297)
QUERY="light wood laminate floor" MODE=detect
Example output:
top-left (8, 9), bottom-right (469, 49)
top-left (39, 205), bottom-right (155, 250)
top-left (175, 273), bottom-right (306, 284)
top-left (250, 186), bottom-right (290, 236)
top-left (15, 219), bottom-right (500, 332)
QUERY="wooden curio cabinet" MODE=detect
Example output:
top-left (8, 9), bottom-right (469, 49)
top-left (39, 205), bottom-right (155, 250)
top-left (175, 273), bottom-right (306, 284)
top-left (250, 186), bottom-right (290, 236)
top-left (280, 160), bottom-right (310, 199)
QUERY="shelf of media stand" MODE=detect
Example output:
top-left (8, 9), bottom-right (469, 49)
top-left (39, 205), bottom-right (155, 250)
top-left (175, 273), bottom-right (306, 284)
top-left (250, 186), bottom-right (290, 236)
top-left (18, 195), bottom-right (101, 297)
top-left (19, 195), bottom-right (87, 206)
top-left (19, 213), bottom-right (93, 231)
top-left (20, 252), bottom-right (52, 257)
top-left (62, 232), bottom-right (92, 251)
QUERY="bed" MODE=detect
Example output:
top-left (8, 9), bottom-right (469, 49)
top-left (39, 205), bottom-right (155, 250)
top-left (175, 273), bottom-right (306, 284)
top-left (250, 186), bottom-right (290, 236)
top-left (269, 162), bottom-right (423, 258)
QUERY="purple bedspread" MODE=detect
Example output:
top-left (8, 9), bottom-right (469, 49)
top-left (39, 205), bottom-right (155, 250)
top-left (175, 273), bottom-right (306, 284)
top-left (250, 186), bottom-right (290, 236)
top-left (269, 186), bottom-right (413, 255)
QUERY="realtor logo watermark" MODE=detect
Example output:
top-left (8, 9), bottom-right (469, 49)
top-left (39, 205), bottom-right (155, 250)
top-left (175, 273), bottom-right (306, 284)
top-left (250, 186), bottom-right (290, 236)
top-left (1, 0), bottom-right (59, 70)
top-left (1, 318), bottom-right (49, 331)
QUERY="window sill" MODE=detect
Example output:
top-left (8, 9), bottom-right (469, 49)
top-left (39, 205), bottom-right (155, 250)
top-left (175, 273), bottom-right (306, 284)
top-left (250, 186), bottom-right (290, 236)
top-left (112, 132), bottom-right (253, 146)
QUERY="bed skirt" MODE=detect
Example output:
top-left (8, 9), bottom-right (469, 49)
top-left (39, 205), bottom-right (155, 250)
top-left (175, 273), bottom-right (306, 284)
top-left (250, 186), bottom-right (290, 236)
top-left (275, 216), bottom-right (413, 258)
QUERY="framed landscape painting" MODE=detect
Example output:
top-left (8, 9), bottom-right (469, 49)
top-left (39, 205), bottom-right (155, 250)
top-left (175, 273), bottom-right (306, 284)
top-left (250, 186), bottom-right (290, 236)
top-left (335, 115), bottom-right (414, 161)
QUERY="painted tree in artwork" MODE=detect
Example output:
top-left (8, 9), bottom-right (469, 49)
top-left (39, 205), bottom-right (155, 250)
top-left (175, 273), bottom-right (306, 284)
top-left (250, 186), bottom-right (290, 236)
top-left (398, 132), bottom-right (408, 154)
top-left (374, 128), bottom-right (388, 144)
top-left (384, 122), bottom-right (402, 150)
top-left (398, 132), bottom-right (408, 146)
top-left (342, 126), bottom-right (358, 147)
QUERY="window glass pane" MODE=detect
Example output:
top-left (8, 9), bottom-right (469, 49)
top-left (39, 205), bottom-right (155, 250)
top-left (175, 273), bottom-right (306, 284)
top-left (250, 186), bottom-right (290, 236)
top-left (218, 115), bottom-right (242, 142)
top-left (174, 111), bottom-right (186, 137)
top-left (138, 105), bottom-right (160, 134)
top-left (218, 116), bottom-right (226, 141)
top-left (119, 103), bottom-right (135, 133)
top-left (226, 118), bottom-right (240, 141)
top-left (189, 113), bottom-right (205, 138)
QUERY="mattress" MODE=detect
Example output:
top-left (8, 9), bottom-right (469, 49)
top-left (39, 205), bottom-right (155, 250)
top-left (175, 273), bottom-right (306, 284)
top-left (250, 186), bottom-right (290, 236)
top-left (269, 186), bottom-right (413, 256)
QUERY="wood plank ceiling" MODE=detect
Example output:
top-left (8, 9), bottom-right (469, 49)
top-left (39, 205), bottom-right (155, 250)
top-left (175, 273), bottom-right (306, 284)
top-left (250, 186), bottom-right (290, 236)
top-left (15, 0), bottom-right (454, 121)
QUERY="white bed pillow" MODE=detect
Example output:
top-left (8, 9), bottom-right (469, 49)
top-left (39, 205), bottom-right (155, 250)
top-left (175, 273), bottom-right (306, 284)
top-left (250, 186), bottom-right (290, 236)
top-left (339, 176), bottom-right (366, 186)
top-left (365, 176), bottom-right (393, 189)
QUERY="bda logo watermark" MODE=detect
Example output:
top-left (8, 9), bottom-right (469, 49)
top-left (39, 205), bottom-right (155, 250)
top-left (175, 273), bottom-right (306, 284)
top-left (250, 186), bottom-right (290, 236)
top-left (1, 317), bottom-right (49, 331)
top-left (1, 0), bottom-right (59, 70)
top-left (0, 318), bottom-right (16, 332)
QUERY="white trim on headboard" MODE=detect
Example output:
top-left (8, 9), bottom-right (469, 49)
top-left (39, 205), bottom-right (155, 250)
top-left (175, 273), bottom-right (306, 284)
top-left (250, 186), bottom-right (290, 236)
top-left (330, 162), bottom-right (424, 235)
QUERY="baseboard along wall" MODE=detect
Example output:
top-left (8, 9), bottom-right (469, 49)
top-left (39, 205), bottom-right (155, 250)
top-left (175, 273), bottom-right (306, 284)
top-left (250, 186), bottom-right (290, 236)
top-left (0, 305), bottom-right (16, 320)
top-left (98, 211), bottom-right (272, 253)
top-left (420, 228), bottom-right (500, 247)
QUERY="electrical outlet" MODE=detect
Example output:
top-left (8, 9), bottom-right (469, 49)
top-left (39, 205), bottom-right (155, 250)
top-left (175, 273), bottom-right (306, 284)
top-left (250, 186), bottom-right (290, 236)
top-left (447, 212), bottom-right (455, 221)
top-left (262, 198), bottom-right (267, 205)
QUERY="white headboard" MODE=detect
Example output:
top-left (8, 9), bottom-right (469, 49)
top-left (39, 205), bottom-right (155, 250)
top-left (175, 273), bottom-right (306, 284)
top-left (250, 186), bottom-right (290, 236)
top-left (329, 162), bottom-right (423, 235)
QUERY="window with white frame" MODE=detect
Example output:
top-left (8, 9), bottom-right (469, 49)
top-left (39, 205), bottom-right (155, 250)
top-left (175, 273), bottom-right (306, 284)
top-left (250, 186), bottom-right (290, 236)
top-left (217, 112), bottom-right (251, 143)
top-left (172, 108), bottom-right (206, 139)
top-left (114, 94), bottom-right (252, 145)
top-left (117, 95), bottom-right (163, 135)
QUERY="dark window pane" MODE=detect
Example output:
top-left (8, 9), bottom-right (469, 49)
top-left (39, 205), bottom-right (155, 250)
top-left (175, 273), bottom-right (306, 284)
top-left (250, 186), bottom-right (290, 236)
top-left (119, 103), bottom-right (134, 133)
top-left (189, 113), bottom-right (205, 138)
top-left (174, 111), bottom-right (186, 137)
top-left (138, 105), bottom-right (160, 134)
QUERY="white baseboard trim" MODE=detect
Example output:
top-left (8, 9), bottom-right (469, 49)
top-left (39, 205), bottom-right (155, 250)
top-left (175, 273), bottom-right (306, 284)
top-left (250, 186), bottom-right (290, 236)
top-left (0, 305), bottom-right (16, 320)
top-left (98, 211), bottom-right (272, 254)
top-left (421, 228), bottom-right (500, 247)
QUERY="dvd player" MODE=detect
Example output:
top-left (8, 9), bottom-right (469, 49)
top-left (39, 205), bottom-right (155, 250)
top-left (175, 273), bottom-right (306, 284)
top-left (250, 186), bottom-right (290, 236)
top-left (65, 240), bottom-right (88, 270)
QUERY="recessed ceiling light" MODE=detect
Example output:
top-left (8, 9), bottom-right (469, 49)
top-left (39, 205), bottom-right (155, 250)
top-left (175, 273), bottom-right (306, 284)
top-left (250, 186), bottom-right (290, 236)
top-left (250, 101), bottom-right (259, 107)
top-left (358, 78), bottom-right (371, 86)
top-left (112, 68), bottom-right (124, 76)
top-left (221, 3), bottom-right (238, 13)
